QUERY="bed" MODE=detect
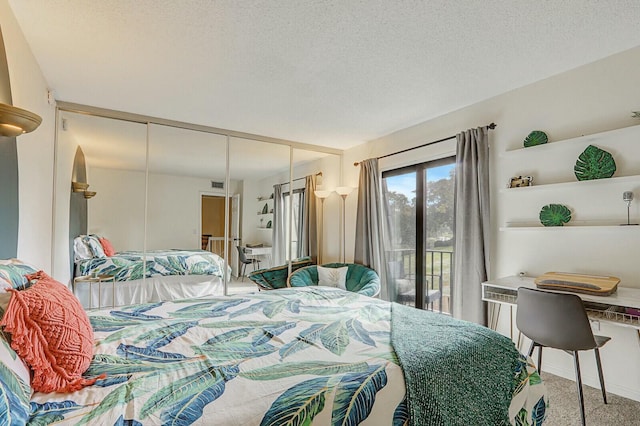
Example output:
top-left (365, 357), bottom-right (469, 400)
top-left (73, 235), bottom-right (229, 307)
top-left (15, 286), bottom-right (547, 425)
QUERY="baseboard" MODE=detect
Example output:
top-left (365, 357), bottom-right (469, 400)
top-left (541, 365), bottom-right (640, 402)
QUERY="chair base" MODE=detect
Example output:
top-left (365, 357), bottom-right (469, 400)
top-left (528, 342), bottom-right (608, 426)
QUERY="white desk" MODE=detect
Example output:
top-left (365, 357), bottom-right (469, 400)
top-left (482, 276), bottom-right (640, 348)
top-left (243, 246), bottom-right (272, 268)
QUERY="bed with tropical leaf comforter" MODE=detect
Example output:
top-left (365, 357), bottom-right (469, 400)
top-left (73, 249), bottom-right (229, 307)
top-left (29, 287), bottom-right (547, 425)
top-left (75, 249), bottom-right (227, 282)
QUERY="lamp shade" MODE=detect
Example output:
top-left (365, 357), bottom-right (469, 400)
top-left (314, 190), bottom-right (332, 199)
top-left (335, 186), bottom-right (354, 196)
top-left (0, 102), bottom-right (42, 137)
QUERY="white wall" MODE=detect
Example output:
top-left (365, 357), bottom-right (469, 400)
top-left (88, 167), bottom-right (146, 251)
top-left (148, 172), bottom-right (236, 250)
top-left (1, 0), bottom-right (55, 270)
top-left (89, 167), bottom-right (238, 252)
top-left (343, 46), bottom-right (640, 400)
top-left (241, 176), bottom-right (272, 247)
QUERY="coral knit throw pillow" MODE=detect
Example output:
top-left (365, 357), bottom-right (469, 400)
top-left (0, 271), bottom-right (99, 393)
top-left (99, 237), bottom-right (115, 257)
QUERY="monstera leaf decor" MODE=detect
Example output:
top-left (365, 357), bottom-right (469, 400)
top-left (574, 145), bottom-right (616, 181)
top-left (523, 130), bottom-right (548, 148)
top-left (539, 204), bottom-right (572, 227)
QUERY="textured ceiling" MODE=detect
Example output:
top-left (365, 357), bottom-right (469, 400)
top-left (9, 1), bottom-right (640, 149)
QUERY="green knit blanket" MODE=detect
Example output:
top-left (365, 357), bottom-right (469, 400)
top-left (391, 303), bottom-right (520, 426)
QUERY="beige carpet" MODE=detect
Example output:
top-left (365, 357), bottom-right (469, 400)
top-left (542, 372), bottom-right (640, 425)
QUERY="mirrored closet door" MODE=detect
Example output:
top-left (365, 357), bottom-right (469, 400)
top-left (228, 137), bottom-right (291, 283)
top-left (53, 112), bottom-right (147, 286)
top-left (53, 105), bottom-right (342, 304)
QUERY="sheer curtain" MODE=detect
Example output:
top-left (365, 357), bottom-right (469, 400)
top-left (452, 126), bottom-right (490, 325)
top-left (354, 158), bottom-right (389, 299)
top-left (299, 175), bottom-right (318, 262)
top-left (271, 183), bottom-right (286, 266)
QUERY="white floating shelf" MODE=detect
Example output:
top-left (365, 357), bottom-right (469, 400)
top-left (499, 174), bottom-right (640, 193)
top-left (500, 222), bottom-right (640, 231)
top-left (501, 123), bottom-right (640, 157)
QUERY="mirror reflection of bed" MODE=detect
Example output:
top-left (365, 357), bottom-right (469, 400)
top-left (53, 109), bottom-right (341, 308)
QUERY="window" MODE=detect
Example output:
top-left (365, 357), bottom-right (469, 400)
top-left (383, 157), bottom-right (455, 312)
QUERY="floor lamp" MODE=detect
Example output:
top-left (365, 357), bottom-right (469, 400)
top-left (335, 186), bottom-right (354, 263)
top-left (314, 189), bottom-right (332, 264)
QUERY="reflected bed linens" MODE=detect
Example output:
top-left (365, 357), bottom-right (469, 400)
top-left (29, 287), bottom-right (546, 425)
top-left (74, 249), bottom-right (227, 307)
top-left (75, 249), bottom-right (227, 282)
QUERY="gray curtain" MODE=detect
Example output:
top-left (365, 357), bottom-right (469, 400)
top-left (452, 126), bottom-right (490, 325)
top-left (354, 158), bottom-right (389, 299)
top-left (299, 175), bottom-right (318, 262)
top-left (272, 183), bottom-right (286, 266)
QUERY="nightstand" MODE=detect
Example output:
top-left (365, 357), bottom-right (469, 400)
top-left (73, 274), bottom-right (116, 309)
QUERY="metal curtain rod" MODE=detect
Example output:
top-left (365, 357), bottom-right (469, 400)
top-left (353, 122), bottom-right (496, 166)
top-left (278, 171), bottom-right (322, 186)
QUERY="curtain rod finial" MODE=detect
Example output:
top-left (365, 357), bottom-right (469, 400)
top-left (488, 123), bottom-right (497, 129)
top-left (353, 161), bottom-right (360, 167)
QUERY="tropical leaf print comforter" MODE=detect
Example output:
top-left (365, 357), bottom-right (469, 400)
top-left (28, 287), bottom-right (546, 425)
top-left (75, 249), bottom-right (227, 282)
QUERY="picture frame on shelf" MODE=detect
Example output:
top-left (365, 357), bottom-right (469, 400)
top-left (508, 175), bottom-right (533, 188)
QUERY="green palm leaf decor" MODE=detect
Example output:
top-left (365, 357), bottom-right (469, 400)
top-left (539, 204), bottom-right (571, 227)
top-left (574, 145), bottom-right (616, 181)
top-left (523, 130), bottom-right (548, 148)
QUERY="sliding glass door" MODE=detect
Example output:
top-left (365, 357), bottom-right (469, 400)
top-left (383, 157), bottom-right (455, 312)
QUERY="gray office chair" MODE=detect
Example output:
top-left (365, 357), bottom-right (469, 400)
top-left (236, 246), bottom-right (260, 281)
top-left (516, 287), bottom-right (610, 426)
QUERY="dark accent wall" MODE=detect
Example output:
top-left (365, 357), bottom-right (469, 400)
top-left (0, 137), bottom-right (18, 258)
top-left (0, 27), bottom-right (18, 259)
top-left (69, 146), bottom-right (88, 275)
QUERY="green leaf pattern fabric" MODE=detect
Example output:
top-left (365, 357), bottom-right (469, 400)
top-left (26, 287), bottom-right (546, 425)
top-left (76, 249), bottom-right (228, 282)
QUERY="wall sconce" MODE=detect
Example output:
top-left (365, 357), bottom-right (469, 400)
top-left (0, 103), bottom-right (42, 137)
top-left (314, 189), bottom-right (332, 264)
top-left (1, 27), bottom-right (42, 137)
top-left (72, 181), bottom-right (96, 199)
top-left (335, 186), bottom-right (354, 263)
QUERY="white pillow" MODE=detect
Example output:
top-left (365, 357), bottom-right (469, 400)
top-left (84, 235), bottom-right (106, 258)
top-left (73, 236), bottom-right (93, 261)
top-left (317, 266), bottom-right (348, 290)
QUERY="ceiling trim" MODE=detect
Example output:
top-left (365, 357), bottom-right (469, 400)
top-left (56, 101), bottom-right (344, 156)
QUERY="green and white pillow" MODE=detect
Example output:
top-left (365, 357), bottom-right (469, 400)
top-left (0, 259), bottom-right (37, 291)
top-left (83, 235), bottom-right (106, 258)
top-left (0, 332), bottom-right (32, 426)
top-left (317, 266), bottom-right (348, 290)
